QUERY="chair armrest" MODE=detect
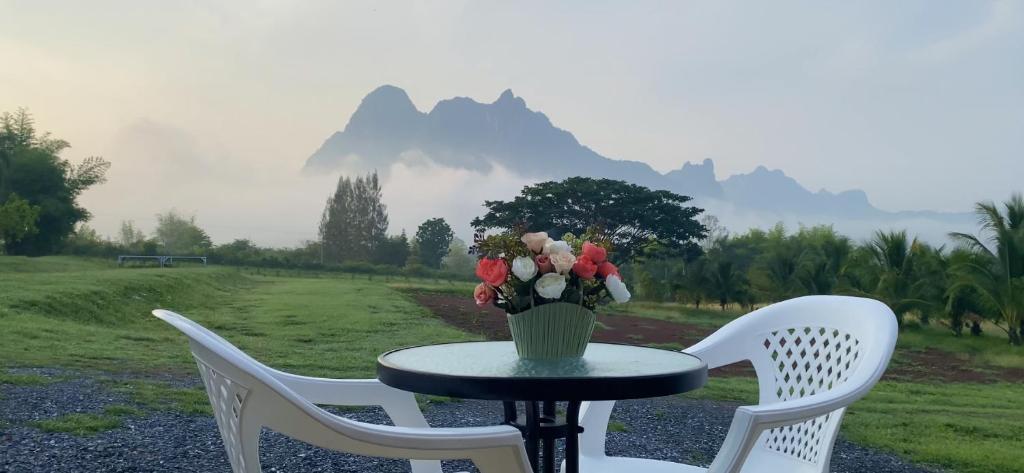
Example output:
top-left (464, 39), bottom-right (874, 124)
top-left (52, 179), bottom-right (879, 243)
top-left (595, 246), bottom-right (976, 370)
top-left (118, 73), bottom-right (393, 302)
top-left (736, 375), bottom-right (873, 428)
top-left (295, 414), bottom-right (532, 473)
top-left (269, 371), bottom-right (429, 428)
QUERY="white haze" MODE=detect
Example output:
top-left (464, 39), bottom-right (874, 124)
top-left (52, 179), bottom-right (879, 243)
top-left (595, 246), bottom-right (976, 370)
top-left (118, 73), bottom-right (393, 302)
top-left (80, 119), bottom-right (974, 247)
top-left (81, 125), bottom-right (534, 247)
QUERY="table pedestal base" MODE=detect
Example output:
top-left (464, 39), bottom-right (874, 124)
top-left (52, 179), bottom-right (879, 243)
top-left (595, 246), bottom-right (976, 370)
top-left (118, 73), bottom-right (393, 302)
top-left (503, 400), bottom-right (583, 473)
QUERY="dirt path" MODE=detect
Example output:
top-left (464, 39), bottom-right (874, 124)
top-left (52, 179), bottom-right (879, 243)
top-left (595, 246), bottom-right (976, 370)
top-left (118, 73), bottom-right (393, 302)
top-left (408, 292), bottom-right (1024, 384)
top-left (408, 292), bottom-right (760, 377)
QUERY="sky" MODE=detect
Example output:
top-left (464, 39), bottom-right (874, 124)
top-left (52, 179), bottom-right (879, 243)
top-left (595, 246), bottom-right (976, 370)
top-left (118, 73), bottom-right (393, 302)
top-left (1, 1), bottom-right (1022, 246)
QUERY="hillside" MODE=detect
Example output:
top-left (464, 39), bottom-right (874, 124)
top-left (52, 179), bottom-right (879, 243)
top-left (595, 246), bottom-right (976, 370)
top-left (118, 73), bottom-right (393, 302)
top-left (304, 85), bottom-right (972, 228)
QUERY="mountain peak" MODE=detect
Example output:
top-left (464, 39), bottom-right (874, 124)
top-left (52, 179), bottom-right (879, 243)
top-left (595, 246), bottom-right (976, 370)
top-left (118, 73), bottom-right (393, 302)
top-left (665, 158), bottom-right (723, 198)
top-left (494, 88), bottom-right (526, 108)
top-left (362, 85), bottom-right (416, 110)
top-left (344, 85), bottom-right (422, 135)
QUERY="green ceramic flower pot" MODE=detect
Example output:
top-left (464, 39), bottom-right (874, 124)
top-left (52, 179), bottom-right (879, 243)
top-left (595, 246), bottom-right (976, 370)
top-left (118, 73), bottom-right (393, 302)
top-left (506, 302), bottom-right (597, 359)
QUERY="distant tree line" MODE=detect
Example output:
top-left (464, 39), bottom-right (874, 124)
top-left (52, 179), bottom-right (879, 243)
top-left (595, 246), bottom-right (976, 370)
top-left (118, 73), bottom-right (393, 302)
top-left (627, 196), bottom-right (1024, 346)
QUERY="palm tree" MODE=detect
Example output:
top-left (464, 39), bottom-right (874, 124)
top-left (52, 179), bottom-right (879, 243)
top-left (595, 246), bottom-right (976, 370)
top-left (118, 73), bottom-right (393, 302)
top-left (705, 258), bottom-right (749, 311)
top-left (795, 225), bottom-right (853, 295)
top-left (950, 194), bottom-right (1024, 345)
top-left (761, 242), bottom-right (800, 301)
top-left (675, 257), bottom-right (708, 309)
top-left (865, 230), bottom-right (929, 326)
top-left (797, 256), bottom-right (837, 295)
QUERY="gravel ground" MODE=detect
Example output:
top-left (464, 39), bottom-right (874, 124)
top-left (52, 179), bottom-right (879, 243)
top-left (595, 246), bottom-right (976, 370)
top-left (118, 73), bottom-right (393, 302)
top-left (0, 370), bottom-right (938, 473)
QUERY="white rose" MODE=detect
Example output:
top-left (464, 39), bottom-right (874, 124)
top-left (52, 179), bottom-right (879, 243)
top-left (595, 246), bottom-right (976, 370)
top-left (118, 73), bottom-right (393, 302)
top-left (521, 232), bottom-right (549, 254)
top-left (535, 273), bottom-right (567, 299)
top-left (549, 252), bottom-right (577, 275)
top-left (605, 274), bottom-right (631, 303)
top-left (511, 256), bottom-right (538, 282)
top-left (542, 239), bottom-right (572, 255)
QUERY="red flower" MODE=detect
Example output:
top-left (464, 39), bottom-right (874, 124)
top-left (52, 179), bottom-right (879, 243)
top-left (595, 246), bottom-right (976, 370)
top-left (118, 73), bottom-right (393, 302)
top-left (534, 255), bottom-right (554, 274)
top-left (475, 258), bottom-right (509, 286)
top-left (474, 283), bottom-right (496, 306)
top-left (582, 242), bottom-right (607, 264)
top-left (573, 255), bottom-right (598, 280)
top-left (597, 261), bottom-right (619, 279)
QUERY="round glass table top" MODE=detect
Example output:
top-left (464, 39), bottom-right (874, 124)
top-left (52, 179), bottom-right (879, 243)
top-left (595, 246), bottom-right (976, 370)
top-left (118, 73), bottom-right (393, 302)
top-left (377, 341), bottom-right (707, 401)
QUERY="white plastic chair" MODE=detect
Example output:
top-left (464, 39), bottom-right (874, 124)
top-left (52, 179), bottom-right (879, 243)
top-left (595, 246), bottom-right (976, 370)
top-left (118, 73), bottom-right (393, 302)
top-left (572, 296), bottom-right (897, 473)
top-left (152, 309), bottom-right (532, 473)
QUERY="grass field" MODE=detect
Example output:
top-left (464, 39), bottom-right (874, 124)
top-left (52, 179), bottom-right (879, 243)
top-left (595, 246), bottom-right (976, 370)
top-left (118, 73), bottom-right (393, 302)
top-left (1, 256), bottom-right (1022, 473)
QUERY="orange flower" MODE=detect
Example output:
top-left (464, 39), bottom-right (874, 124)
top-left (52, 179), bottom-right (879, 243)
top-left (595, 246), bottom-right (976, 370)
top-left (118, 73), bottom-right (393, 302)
top-left (475, 258), bottom-right (509, 286)
top-left (582, 242), bottom-right (607, 264)
top-left (597, 261), bottom-right (619, 278)
top-left (573, 255), bottom-right (598, 280)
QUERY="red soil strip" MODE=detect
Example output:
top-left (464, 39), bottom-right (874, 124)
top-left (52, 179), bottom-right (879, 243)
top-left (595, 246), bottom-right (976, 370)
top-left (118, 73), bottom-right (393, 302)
top-left (408, 292), bottom-right (1024, 384)
top-left (886, 348), bottom-right (1024, 384)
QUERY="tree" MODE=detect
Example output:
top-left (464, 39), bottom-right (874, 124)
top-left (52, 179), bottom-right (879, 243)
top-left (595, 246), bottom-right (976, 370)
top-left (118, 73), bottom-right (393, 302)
top-left (0, 109), bottom-right (109, 255)
top-left (0, 194), bottom-right (40, 251)
top-left (795, 226), bottom-right (852, 295)
top-left (939, 249), bottom-right (985, 336)
top-left (864, 230), bottom-right (929, 326)
top-left (698, 214), bottom-right (728, 252)
top-left (471, 177), bottom-right (706, 260)
top-left (442, 237), bottom-right (476, 276)
top-left (118, 220), bottom-right (146, 249)
top-left (373, 231), bottom-right (412, 267)
top-left (414, 218), bottom-right (454, 269)
top-left (154, 210), bottom-right (212, 254)
top-left (950, 194), bottom-right (1024, 345)
top-left (675, 257), bottom-right (708, 309)
top-left (320, 175), bottom-right (354, 263)
top-left (319, 172), bottom-right (389, 263)
top-left (753, 224), bottom-right (801, 302)
top-left (705, 256), bottom-right (749, 311)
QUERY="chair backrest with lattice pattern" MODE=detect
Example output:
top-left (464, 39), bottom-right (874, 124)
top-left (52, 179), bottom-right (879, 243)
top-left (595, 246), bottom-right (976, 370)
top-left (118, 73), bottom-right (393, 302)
top-left (686, 296), bottom-right (896, 472)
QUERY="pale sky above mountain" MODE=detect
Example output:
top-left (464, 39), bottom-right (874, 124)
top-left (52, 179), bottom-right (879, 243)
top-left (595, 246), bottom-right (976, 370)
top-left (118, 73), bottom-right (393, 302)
top-left (1, 1), bottom-right (1021, 246)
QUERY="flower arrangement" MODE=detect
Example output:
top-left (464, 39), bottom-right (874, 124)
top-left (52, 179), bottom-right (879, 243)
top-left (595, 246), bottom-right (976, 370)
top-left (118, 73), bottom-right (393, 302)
top-left (472, 230), bottom-right (631, 314)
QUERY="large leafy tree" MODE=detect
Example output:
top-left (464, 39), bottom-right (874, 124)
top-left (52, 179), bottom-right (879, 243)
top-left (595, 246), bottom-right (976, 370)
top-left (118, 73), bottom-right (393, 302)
top-left (0, 109), bottom-right (109, 255)
top-left (471, 177), bottom-right (706, 260)
top-left (0, 194), bottom-right (41, 250)
top-left (950, 194), bottom-right (1024, 345)
top-left (154, 210), bottom-right (212, 255)
top-left (415, 218), bottom-right (454, 269)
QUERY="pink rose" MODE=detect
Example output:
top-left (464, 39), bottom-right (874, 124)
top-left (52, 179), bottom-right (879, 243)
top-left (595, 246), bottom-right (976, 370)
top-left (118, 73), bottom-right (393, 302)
top-left (521, 232), bottom-right (549, 254)
top-left (535, 255), bottom-right (554, 274)
top-left (597, 261), bottom-right (619, 279)
top-left (572, 255), bottom-right (598, 280)
top-left (475, 258), bottom-right (509, 287)
top-left (582, 242), bottom-right (607, 264)
top-left (474, 283), bottom-right (496, 306)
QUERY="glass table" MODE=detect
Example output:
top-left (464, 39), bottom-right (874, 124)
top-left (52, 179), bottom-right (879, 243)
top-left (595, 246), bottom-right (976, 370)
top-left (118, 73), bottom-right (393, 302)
top-left (377, 341), bottom-right (707, 473)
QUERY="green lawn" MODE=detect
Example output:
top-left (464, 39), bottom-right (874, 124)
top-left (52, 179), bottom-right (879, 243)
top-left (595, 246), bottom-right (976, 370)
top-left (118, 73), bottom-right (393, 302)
top-left (2, 256), bottom-right (1022, 473)
top-left (0, 257), bottom-right (474, 376)
top-left (686, 376), bottom-right (1024, 473)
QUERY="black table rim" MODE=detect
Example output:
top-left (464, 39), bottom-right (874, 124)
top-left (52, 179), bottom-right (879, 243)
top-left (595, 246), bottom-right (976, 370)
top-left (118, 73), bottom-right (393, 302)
top-left (376, 341), bottom-right (708, 401)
